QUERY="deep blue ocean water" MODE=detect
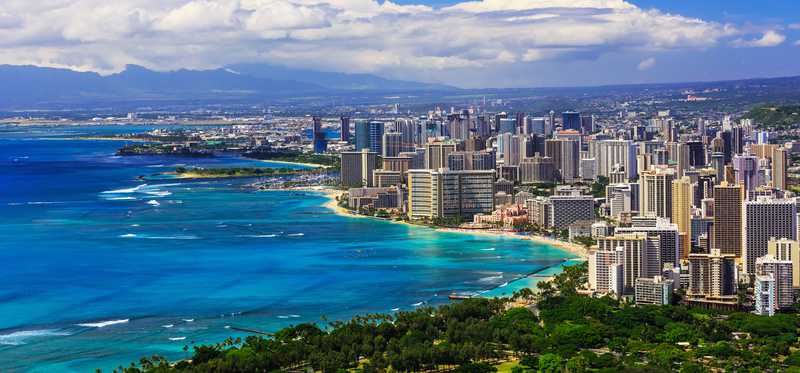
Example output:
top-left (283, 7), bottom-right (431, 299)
top-left (0, 124), bottom-right (578, 372)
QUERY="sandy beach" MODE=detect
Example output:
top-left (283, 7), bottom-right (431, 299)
top-left (298, 186), bottom-right (589, 260)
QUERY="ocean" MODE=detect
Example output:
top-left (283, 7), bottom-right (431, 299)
top-left (0, 124), bottom-right (579, 372)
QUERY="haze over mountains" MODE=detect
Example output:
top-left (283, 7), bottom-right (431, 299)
top-left (0, 64), bottom-right (455, 107)
top-left (1, 63), bottom-right (800, 110)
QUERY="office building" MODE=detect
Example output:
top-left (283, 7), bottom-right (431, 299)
top-left (562, 111), bottom-right (581, 131)
top-left (340, 116), bottom-right (350, 142)
top-left (743, 197), bottom-right (797, 276)
top-left (355, 120), bottom-right (384, 153)
top-left (733, 155), bottom-right (760, 192)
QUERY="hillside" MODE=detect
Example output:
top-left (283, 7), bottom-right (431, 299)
top-left (744, 105), bottom-right (800, 129)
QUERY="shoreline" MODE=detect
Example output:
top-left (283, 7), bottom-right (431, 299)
top-left (283, 186), bottom-right (588, 260)
top-left (250, 158), bottom-right (330, 169)
top-left (262, 186), bottom-right (586, 298)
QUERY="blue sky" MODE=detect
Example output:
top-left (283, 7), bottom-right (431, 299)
top-left (0, 0), bottom-right (798, 88)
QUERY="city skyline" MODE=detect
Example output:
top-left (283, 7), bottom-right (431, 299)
top-left (0, 1), bottom-right (799, 88)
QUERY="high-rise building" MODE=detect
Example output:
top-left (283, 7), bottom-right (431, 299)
top-left (616, 217), bottom-right (680, 271)
top-left (754, 274), bottom-right (776, 316)
top-left (311, 116), bottom-right (327, 153)
top-left (589, 247), bottom-right (623, 293)
top-left (743, 196), bottom-right (797, 276)
top-left (733, 155), bottom-right (759, 192)
top-left (340, 116), bottom-right (351, 142)
top-left (498, 118), bottom-right (516, 134)
top-left (672, 176), bottom-right (693, 259)
top-left (595, 140), bottom-right (638, 181)
top-left (425, 140), bottom-right (458, 170)
top-left (712, 182), bottom-right (744, 257)
top-left (768, 238), bottom-right (800, 288)
top-left (773, 147), bottom-right (788, 190)
top-left (687, 249), bottom-right (737, 302)
top-left (606, 183), bottom-right (639, 219)
top-left (635, 276), bottom-right (674, 305)
top-left (549, 194), bottom-right (595, 229)
top-left (340, 149), bottom-right (379, 187)
top-left (756, 255), bottom-right (794, 311)
top-left (382, 132), bottom-right (403, 157)
top-left (686, 141), bottom-right (706, 168)
top-left (407, 169), bottom-right (495, 221)
top-left (355, 120), bottom-right (385, 153)
top-left (562, 111), bottom-right (581, 131)
top-left (545, 138), bottom-right (580, 183)
top-left (593, 233), bottom-right (659, 294)
top-left (519, 155), bottom-right (555, 184)
top-left (639, 167), bottom-right (676, 220)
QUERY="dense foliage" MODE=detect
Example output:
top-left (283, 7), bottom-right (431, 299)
top-left (744, 104), bottom-right (800, 130)
top-left (113, 262), bottom-right (800, 373)
top-left (175, 166), bottom-right (315, 178)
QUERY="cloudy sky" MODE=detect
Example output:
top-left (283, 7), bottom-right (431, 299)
top-left (0, 0), bottom-right (798, 88)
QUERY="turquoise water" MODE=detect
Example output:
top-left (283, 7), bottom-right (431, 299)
top-left (0, 125), bottom-right (577, 372)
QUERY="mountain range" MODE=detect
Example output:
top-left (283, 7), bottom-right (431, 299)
top-left (0, 64), bottom-right (455, 107)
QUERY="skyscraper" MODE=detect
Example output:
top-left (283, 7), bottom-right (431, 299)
top-left (424, 140), bottom-right (458, 170)
top-left (639, 167), bottom-right (676, 220)
top-left (562, 110), bottom-right (581, 131)
top-left (687, 249), bottom-right (737, 303)
top-left (595, 140), bottom-right (638, 181)
top-left (733, 155), bottom-right (759, 191)
top-left (340, 116), bottom-right (351, 142)
top-left (312, 116), bottom-right (327, 153)
top-left (773, 146), bottom-right (788, 190)
top-left (340, 149), bottom-right (379, 188)
top-left (743, 196), bottom-right (797, 276)
top-left (355, 120), bottom-right (385, 153)
top-left (382, 132), bottom-right (403, 157)
top-left (545, 138), bottom-right (580, 183)
top-left (407, 169), bottom-right (495, 220)
top-left (768, 238), bottom-right (800, 288)
top-left (671, 176), bottom-right (693, 259)
top-left (712, 182), bottom-right (744, 257)
top-left (756, 255), bottom-right (794, 311)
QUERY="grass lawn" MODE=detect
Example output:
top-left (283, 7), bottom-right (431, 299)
top-left (494, 360), bottom-right (520, 373)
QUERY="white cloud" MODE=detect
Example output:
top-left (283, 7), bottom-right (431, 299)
top-left (731, 30), bottom-right (786, 48)
top-left (789, 23), bottom-right (800, 30)
top-left (637, 57), bottom-right (656, 71)
top-left (0, 0), bottom-right (753, 80)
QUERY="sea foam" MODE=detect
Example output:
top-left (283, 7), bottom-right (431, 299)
top-left (0, 329), bottom-right (71, 346)
top-left (76, 319), bottom-right (129, 328)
